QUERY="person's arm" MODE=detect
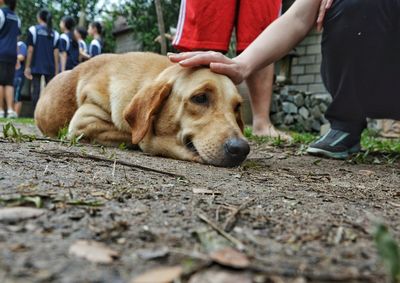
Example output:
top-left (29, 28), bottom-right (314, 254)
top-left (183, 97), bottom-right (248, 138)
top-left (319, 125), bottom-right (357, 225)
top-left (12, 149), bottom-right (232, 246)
top-left (60, 51), bottom-right (67, 72)
top-left (80, 48), bottom-right (90, 60)
top-left (54, 48), bottom-right (59, 75)
top-left (59, 36), bottom-right (68, 72)
top-left (169, 0), bottom-right (321, 84)
top-left (24, 46), bottom-right (34, 80)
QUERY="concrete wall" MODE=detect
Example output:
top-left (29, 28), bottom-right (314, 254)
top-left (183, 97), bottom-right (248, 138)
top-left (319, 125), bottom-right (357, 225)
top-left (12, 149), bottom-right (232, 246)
top-left (289, 29), bottom-right (327, 95)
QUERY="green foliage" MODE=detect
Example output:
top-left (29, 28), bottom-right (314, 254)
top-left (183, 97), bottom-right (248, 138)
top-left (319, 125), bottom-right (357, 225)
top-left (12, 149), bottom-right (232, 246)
top-left (2, 122), bottom-right (36, 142)
top-left (374, 224), bottom-right (400, 283)
top-left (113, 0), bottom-right (180, 53)
top-left (57, 126), bottom-right (69, 141)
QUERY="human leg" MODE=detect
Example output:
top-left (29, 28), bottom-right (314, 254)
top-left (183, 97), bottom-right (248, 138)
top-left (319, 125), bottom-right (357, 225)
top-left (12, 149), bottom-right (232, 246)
top-left (245, 64), bottom-right (290, 138)
top-left (308, 0), bottom-right (400, 158)
top-left (31, 74), bottom-right (42, 111)
top-left (13, 77), bottom-right (23, 116)
top-left (0, 86), bottom-right (5, 117)
top-left (5, 86), bottom-right (17, 118)
top-left (238, 0), bottom-right (286, 138)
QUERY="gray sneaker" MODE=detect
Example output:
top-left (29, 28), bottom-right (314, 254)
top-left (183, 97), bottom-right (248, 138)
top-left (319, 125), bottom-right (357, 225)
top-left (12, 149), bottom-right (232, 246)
top-left (307, 129), bottom-right (361, 159)
top-left (7, 110), bottom-right (18, 119)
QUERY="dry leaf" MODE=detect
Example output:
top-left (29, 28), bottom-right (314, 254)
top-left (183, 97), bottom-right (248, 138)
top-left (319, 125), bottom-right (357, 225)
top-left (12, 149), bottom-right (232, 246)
top-left (69, 240), bottom-right (119, 264)
top-left (189, 269), bottom-right (252, 283)
top-left (0, 207), bottom-right (45, 223)
top-left (131, 266), bottom-right (183, 283)
top-left (209, 248), bottom-right (250, 269)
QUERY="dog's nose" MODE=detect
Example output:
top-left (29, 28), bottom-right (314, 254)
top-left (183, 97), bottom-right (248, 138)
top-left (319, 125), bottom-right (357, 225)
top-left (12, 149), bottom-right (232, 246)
top-left (223, 138), bottom-right (250, 166)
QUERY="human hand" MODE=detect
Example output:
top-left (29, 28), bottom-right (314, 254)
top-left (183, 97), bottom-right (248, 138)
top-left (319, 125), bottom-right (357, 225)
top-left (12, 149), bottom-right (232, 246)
top-left (24, 67), bottom-right (33, 80)
top-left (316, 0), bottom-right (334, 32)
top-left (168, 51), bottom-right (247, 85)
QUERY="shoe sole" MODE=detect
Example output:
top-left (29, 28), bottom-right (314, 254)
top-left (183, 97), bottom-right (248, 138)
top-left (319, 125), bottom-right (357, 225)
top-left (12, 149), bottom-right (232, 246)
top-left (307, 144), bottom-right (361, 160)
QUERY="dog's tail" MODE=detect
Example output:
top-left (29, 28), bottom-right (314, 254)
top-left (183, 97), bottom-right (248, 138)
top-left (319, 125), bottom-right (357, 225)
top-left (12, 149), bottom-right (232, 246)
top-left (35, 71), bottom-right (78, 138)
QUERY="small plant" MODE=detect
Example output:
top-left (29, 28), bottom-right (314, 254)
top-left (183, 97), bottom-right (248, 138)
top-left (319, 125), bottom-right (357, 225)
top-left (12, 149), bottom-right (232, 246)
top-left (374, 223), bottom-right (400, 283)
top-left (69, 133), bottom-right (85, 147)
top-left (118, 143), bottom-right (127, 150)
top-left (57, 126), bottom-right (69, 141)
top-left (2, 122), bottom-right (36, 142)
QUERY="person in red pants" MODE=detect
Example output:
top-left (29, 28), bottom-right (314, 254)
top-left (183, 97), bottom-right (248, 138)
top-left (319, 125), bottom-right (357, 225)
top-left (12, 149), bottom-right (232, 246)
top-left (172, 0), bottom-right (290, 139)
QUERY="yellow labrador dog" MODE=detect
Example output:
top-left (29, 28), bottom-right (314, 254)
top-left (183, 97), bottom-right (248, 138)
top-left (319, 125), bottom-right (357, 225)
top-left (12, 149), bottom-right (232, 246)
top-left (35, 52), bottom-right (250, 167)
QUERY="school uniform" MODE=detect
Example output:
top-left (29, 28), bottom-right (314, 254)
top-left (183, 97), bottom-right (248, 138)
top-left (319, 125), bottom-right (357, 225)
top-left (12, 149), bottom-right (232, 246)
top-left (14, 41), bottom-right (27, 102)
top-left (79, 39), bottom-right (88, 54)
top-left (0, 6), bottom-right (21, 86)
top-left (59, 32), bottom-right (79, 70)
top-left (89, 38), bottom-right (102, 57)
top-left (27, 24), bottom-right (59, 109)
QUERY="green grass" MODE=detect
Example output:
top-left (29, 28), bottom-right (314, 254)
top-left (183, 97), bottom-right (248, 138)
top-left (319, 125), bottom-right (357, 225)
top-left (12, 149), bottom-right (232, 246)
top-left (0, 118), bottom-right (35, 124)
top-left (245, 126), bottom-right (400, 163)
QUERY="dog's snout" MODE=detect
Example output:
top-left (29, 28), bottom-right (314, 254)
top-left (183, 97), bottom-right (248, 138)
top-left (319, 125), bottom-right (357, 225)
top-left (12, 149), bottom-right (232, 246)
top-left (225, 138), bottom-right (250, 156)
top-left (223, 138), bottom-right (250, 167)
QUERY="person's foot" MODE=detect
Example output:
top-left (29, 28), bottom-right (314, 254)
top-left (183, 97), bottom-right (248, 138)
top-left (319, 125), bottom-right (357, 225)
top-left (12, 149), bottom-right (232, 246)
top-left (252, 122), bottom-right (292, 141)
top-left (307, 129), bottom-right (361, 159)
top-left (7, 110), bottom-right (18, 119)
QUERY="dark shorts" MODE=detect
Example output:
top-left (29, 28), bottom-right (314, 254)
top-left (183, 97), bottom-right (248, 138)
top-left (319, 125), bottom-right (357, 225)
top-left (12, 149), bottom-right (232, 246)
top-left (0, 62), bottom-right (16, 86)
top-left (13, 76), bottom-right (24, 102)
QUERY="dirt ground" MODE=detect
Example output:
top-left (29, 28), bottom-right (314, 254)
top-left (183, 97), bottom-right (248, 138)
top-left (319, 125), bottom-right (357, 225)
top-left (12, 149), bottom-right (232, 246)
top-left (0, 122), bottom-right (399, 283)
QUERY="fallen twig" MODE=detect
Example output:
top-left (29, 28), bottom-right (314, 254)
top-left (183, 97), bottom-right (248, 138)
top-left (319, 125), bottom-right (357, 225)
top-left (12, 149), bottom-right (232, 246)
top-left (197, 212), bottom-right (246, 251)
top-left (29, 149), bottom-right (186, 179)
top-left (223, 197), bottom-right (257, 232)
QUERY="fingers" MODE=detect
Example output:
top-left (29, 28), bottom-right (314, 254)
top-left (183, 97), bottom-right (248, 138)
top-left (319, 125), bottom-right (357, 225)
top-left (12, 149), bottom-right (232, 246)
top-left (316, 0), bottom-right (327, 32)
top-left (326, 0), bottom-right (334, 8)
top-left (168, 51), bottom-right (211, 63)
top-left (172, 52), bottom-right (233, 68)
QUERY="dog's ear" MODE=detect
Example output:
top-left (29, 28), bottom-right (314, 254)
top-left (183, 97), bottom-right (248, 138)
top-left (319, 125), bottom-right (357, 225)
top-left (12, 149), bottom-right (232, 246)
top-left (124, 82), bottom-right (173, 144)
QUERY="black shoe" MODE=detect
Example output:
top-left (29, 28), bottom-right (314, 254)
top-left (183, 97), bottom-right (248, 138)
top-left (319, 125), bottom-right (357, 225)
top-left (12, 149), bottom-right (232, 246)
top-left (307, 129), bottom-right (361, 159)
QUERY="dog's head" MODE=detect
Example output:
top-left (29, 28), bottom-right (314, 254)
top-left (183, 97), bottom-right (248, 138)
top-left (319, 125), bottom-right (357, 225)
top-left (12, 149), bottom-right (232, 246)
top-left (124, 65), bottom-right (250, 167)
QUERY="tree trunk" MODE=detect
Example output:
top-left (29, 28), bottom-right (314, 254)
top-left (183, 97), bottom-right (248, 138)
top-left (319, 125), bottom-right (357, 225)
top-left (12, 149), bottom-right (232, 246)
top-left (154, 0), bottom-right (167, 55)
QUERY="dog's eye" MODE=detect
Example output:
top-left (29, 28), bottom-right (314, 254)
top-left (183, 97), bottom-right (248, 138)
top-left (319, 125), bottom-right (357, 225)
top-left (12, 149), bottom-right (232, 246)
top-left (191, 93), bottom-right (209, 105)
top-left (234, 103), bottom-right (241, 112)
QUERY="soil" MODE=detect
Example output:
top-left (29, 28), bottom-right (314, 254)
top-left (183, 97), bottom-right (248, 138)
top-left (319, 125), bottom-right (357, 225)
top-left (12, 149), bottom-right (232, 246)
top-left (0, 122), bottom-right (399, 283)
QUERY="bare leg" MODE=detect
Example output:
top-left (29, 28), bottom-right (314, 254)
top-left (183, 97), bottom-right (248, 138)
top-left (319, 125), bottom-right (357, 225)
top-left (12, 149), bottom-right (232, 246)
top-left (14, 102), bottom-right (22, 115)
top-left (5, 86), bottom-right (15, 113)
top-left (246, 64), bottom-right (291, 140)
top-left (0, 86), bottom-right (5, 113)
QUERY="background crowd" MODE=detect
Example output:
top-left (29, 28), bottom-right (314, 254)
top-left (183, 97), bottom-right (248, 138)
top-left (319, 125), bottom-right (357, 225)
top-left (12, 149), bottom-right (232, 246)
top-left (0, 0), bottom-right (103, 118)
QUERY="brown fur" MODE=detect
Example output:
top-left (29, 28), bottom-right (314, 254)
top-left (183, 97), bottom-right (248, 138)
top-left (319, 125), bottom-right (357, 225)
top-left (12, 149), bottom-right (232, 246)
top-left (35, 52), bottom-right (248, 166)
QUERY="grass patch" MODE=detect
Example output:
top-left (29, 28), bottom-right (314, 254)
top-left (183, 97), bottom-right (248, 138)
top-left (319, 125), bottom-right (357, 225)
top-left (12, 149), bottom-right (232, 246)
top-left (245, 126), bottom-right (400, 163)
top-left (0, 118), bottom-right (34, 124)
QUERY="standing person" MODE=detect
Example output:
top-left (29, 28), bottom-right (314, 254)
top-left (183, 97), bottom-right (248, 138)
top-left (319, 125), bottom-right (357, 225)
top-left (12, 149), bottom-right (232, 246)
top-left (172, 0), bottom-right (290, 139)
top-left (74, 26), bottom-right (88, 62)
top-left (59, 16), bottom-right (79, 71)
top-left (170, 0), bottom-right (400, 159)
top-left (13, 40), bottom-right (27, 116)
top-left (25, 9), bottom-right (59, 111)
top-left (88, 21), bottom-right (102, 58)
top-left (0, 0), bottom-right (20, 118)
